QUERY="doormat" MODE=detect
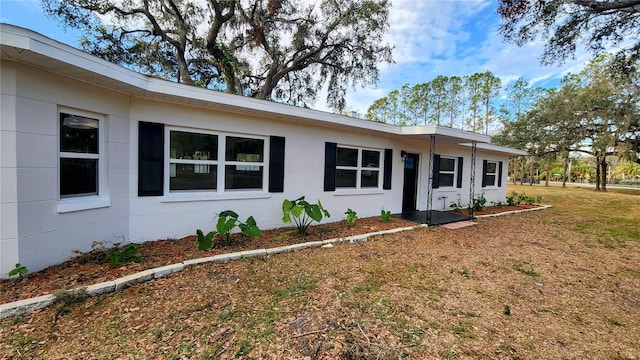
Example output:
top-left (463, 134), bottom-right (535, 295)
top-left (442, 221), bottom-right (477, 229)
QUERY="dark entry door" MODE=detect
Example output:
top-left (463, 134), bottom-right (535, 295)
top-left (402, 153), bottom-right (419, 211)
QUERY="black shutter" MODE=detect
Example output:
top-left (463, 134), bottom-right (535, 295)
top-left (498, 161), bottom-right (503, 187)
top-left (383, 148), bottom-right (392, 190)
top-left (481, 159), bottom-right (488, 187)
top-left (324, 142), bottom-right (337, 191)
top-left (268, 136), bottom-right (286, 192)
top-left (456, 156), bottom-right (464, 188)
top-left (432, 154), bottom-right (441, 189)
top-left (138, 121), bottom-right (164, 196)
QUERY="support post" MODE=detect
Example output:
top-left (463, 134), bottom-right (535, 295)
top-left (426, 135), bottom-right (436, 224)
top-left (469, 141), bottom-right (477, 218)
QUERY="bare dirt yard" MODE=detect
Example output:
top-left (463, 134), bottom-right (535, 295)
top-left (1, 185), bottom-right (639, 359)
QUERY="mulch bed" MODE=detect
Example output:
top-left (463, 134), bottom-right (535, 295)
top-left (0, 205), bottom-right (540, 305)
top-left (1, 216), bottom-right (418, 304)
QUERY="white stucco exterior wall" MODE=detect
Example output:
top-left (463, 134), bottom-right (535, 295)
top-left (0, 62), bottom-right (131, 276)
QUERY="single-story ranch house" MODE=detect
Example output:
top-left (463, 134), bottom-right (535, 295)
top-left (0, 24), bottom-right (526, 276)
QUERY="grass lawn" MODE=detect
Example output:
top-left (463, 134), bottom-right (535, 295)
top-left (1, 184), bottom-right (639, 359)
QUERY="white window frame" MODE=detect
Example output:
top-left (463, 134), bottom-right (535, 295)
top-left (485, 160), bottom-right (498, 187)
top-left (165, 127), bottom-right (268, 197)
top-left (57, 108), bottom-right (110, 213)
top-left (335, 146), bottom-right (382, 190)
top-left (438, 156), bottom-right (457, 188)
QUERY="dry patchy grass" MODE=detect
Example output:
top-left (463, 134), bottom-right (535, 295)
top-left (1, 185), bottom-right (639, 359)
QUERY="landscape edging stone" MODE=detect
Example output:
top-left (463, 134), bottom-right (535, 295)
top-left (0, 224), bottom-right (428, 319)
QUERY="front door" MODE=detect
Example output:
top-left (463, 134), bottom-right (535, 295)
top-left (402, 153), bottom-right (419, 211)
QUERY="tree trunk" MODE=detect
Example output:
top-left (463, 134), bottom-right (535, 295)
top-left (562, 154), bottom-right (568, 188)
top-left (529, 159), bottom-right (534, 186)
top-left (545, 161), bottom-right (550, 187)
top-left (520, 159), bottom-right (525, 185)
top-left (595, 156), bottom-right (601, 191)
top-left (601, 159), bottom-right (608, 192)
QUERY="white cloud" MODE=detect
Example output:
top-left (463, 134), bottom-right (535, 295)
top-left (344, 0), bottom-right (594, 113)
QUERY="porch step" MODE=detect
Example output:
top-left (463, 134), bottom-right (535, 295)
top-left (442, 220), bottom-right (477, 230)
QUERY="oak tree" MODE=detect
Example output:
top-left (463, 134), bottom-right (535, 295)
top-left (498, 0), bottom-right (640, 70)
top-left (43, 0), bottom-right (393, 111)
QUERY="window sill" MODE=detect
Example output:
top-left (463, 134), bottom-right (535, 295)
top-left (333, 189), bottom-right (385, 196)
top-left (161, 191), bottom-right (271, 203)
top-left (58, 197), bottom-right (111, 213)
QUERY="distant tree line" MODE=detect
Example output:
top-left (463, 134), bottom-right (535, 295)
top-left (493, 56), bottom-right (640, 191)
top-left (365, 72), bottom-right (508, 135)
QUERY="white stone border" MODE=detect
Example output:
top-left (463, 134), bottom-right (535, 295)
top-left (474, 204), bottom-right (552, 218)
top-left (0, 224), bottom-right (428, 319)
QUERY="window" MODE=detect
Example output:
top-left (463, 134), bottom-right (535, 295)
top-left (335, 146), bottom-right (381, 189)
top-left (59, 112), bottom-right (100, 198)
top-left (168, 129), bottom-right (265, 193)
top-left (484, 161), bottom-right (498, 187)
top-left (169, 131), bottom-right (218, 191)
top-left (438, 157), bottom-right (456, 187)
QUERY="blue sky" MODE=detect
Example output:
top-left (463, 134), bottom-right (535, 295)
top-left (0, 0), bottom-right (592, 114)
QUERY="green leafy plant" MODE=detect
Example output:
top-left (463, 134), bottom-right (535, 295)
top-left (506, 192), bottom-right (543, 206)
top-left (282, 196), bottom-right (330, 236)
top-left (196, 229), bottom-right (216, 250)
top-left (506, 191), bottom-right (519, 206)
top-left (471, 194), bottom-right (487, 211)
top-left (345, 208), bottom-right (357, 227)
top-left (70, 239), bottom-right (143, 268)
top-left (8, 263), bottom-right (28, 279)
top-left (108, 242), bottom-right (143, 268)
top-left (449, 200), bottom-right (464, 213)
top-left (380, 209), bottom-right (392, 222)
top-left (491, 201), bottom-right (506, 208)
top-left (196, 210), bottom-right (262, 250)
top-left (518, 193), bottom-right (529, 205)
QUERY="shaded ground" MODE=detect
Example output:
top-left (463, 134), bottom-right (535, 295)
top-left (1, 187), bottom-right (638, 359)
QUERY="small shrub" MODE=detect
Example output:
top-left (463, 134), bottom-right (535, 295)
top-left (70, 240), bottom-right (142, 268)
top-left (8, 263), bottom-right (28, 279)
top-left (282, 196), bottom-right (330, 236)
top-left (196, 210), bottom-right (262, 250)
top-left (505, 192), bottom-right (542, 206)
top-left (491, 201), bottom-right (506, 208)
top-left (108, 242), bottom-right (143, 268)
top-left (380, 209), bottom-right (392, 222)
top-left (449, 200), bottom-right (464, 213)
top-left (196, 229), bottom-right (216, 250)
top-left (345, 208), bottom-right (357, 227)
top-left (471, 194), bottom-right (487, 211)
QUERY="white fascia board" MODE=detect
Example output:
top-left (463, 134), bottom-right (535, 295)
top-left (0, 24), bottom-right (149, 90)
top-left (146, 77), bottom-right (399, 134)
top-left (459, 142), bottom-right (528, 156)
top-left (0, 25), bottom-right (502, 144)
top-left (399, 125), bottom-right (491, 143)
top-left (1, 24), bottom-right (400, 136)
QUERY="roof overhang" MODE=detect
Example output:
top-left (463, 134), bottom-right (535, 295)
top-left (459, 142), bottom-right (529, 156)
top-left (0, 23), bottom-right (527, 153)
